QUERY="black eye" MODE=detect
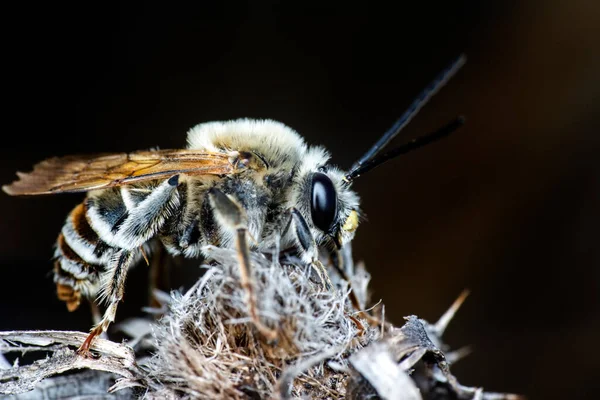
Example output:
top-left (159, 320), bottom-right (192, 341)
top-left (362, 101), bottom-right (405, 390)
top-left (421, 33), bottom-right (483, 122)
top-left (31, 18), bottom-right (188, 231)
top-left (310, 172), bottom-right (338, 232)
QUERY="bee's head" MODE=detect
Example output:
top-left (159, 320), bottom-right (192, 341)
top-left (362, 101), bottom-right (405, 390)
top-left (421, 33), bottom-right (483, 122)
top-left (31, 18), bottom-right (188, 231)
top-left (290, 147), bottom-right (360, 250)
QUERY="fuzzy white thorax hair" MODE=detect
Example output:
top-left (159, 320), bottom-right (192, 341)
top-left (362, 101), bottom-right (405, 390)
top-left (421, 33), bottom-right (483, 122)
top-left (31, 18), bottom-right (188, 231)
top-left (187, 119), bottom-right (326, 170)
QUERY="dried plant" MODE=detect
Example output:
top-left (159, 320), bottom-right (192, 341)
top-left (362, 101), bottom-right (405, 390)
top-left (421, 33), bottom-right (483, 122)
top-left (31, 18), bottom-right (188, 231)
top-left (0, 245), bottom-right (523, 399)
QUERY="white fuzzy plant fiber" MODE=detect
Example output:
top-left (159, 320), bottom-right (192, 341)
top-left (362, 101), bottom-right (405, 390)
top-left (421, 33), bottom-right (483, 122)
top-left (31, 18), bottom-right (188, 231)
top-left (1, 244), bottom-right (521, 399)
top-left (144, 245), bottom-right (377, 399)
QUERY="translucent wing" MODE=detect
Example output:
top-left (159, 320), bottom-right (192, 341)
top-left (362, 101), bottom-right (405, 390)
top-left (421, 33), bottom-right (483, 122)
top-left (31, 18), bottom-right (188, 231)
top-left (2, 149), bottom-right (234, 195)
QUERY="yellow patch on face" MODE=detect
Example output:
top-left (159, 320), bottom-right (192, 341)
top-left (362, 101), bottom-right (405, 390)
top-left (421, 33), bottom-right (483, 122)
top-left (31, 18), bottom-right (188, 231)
top-left (342, 210), bottom-right (359, 233)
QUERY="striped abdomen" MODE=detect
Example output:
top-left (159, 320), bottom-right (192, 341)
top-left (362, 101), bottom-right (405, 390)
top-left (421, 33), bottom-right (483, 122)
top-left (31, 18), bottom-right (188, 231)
top-left (54, 202), bottom-right (111, 311)
top-left (53, 177), bottom-right (182, 311)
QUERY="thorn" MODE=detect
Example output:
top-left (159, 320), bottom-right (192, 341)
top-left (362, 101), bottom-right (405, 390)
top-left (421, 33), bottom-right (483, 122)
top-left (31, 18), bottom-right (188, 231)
top-left (380, 304), bottom-right (386, 336)
top-left (446, 345), bottom-right (472, 364)
top-left (476, 390), bottom-right (526, 400)
top-left (434, 289), bottom-right (470, 336)
top-left (474, 388), bottom-right (483, 400)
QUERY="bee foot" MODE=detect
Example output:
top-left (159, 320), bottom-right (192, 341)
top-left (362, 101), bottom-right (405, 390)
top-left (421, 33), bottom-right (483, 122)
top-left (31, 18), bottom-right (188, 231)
top-left (76, 328), bottom-right (102, 359)
top-left (76, 347), bottom-right (101, 359)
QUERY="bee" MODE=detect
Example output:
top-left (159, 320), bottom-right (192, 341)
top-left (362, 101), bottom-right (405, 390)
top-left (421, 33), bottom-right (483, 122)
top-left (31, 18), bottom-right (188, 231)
top-left (3, 56), bottom-right (465, 357)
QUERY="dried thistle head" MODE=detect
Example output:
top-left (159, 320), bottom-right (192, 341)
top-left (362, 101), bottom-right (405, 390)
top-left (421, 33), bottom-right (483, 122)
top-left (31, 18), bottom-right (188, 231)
top-left (144, 245), bottom-right (379, 399)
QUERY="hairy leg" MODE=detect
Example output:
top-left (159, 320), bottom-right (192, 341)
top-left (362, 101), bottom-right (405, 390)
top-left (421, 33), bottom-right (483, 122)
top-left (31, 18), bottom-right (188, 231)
top-left (78, 250), bottom-right (134, 356)
top-left (208, 188), bottom-right (277, 341)
top-left (288, 208), bottom-right (334, 290)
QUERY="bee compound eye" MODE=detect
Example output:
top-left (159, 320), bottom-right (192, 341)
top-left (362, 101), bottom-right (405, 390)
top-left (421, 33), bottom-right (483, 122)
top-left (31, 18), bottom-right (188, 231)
top-left (310, 172), bottom-right (338, 232)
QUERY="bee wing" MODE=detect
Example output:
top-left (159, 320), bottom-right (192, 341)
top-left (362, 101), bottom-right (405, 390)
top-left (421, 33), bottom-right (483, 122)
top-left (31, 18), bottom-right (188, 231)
top-left (2, 149), bottom-right (234, 195)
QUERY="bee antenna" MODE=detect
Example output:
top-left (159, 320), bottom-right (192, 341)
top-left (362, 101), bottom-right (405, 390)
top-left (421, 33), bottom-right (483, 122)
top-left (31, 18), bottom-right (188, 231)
top-left (346, 54), bottom-right (466, 181)
top-left (345, 116), bottom-right (465, 180)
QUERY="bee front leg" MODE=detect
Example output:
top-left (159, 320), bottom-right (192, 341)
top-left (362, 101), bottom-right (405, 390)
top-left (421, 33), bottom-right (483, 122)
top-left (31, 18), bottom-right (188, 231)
top-left (287, 208), bottom-right (333, 290)
top-left (286, 209), bottom-right (378, 326)
top-left (207, 188), bottom-right (278, 341)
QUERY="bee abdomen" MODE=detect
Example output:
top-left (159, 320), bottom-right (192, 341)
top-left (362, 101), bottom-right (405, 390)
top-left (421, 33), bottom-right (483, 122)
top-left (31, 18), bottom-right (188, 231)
top-left (55, 233), bottom-right (97, 279)
top-left (53, 202), bottom-right (109, 310)
top-left (61, 203), bottom-right (114, 264)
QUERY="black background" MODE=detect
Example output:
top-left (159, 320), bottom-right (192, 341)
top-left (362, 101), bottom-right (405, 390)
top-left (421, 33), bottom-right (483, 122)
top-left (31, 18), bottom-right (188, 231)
top-left (1, 2), bottom-right (599, 399)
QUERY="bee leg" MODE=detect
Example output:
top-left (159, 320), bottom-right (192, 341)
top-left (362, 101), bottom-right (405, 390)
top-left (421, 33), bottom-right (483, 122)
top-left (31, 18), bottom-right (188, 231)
top-left (288, 208), bottom-right (334, 290)
top-left (111, 175), bottom-right (180, 247)
top-left (77, 250), bottom-right (134, 357)
top-left (208, 188), bottom-right (278, 341)
top-left (88, 302), bottom-right (111, 339)
top-left (287, 209), bottom-right (379, 325)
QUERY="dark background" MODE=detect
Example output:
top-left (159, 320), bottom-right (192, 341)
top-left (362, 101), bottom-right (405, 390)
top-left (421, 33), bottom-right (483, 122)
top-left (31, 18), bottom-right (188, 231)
top-left (1, 2), bottom-right (599, 399)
